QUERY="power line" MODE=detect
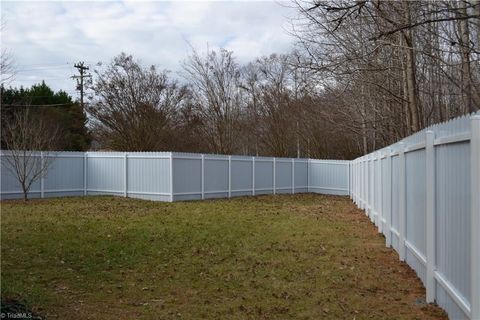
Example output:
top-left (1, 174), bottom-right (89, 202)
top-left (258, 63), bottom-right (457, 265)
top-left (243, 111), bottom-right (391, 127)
top-left (16, 61), bottom-right (99, 68)
top-left (2, 93), bottom-right (79, 98)
top-left (15, 66), bottom-right (76, 72)
top-left (15, 62), bottom-right (72, 67)
top-left (13, 77), bottom-right (73, 81)
top-left (2, 103), bottom-right (75, 107)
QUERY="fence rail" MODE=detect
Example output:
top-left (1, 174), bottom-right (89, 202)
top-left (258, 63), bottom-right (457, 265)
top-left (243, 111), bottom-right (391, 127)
top-left (350, 113), bottom-right (480, 320)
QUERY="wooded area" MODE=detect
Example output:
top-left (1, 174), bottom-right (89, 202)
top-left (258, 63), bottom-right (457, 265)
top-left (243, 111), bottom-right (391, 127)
top-left (1, 1), bottom-right (479, 159)
top-left (292, 0), bottom-right (480, 155)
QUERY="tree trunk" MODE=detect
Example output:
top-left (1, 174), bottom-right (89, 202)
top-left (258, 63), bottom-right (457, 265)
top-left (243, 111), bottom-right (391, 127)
top-left (458, 0), bottom-right (475, 113)
top-left (403, 34), bottom-right (420, 132)
top-left (22, 184), bottom-right (28, 201)
top-left (402, 2), bottom-right (420, 133)
top-left (361, 85), bottom-right (368, 154)
top-left (401, 57), bottom-right (412, 136)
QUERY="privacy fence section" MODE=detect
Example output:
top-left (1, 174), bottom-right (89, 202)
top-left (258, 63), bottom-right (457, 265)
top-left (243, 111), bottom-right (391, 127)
top-left (86, 152), bottom-right (172, 201)
top-left (309, 159), bottom-right (350, 195)
top-left (171, 153), bottom-right (311, 201)
top-left (350, 113), bottom-right (480, 320)
top-left (0, 152), bottom-right (86, 199)
top-left (0, 151), bottom-right (173, 201)
top-left (0, 152), bottom-right (349, 201)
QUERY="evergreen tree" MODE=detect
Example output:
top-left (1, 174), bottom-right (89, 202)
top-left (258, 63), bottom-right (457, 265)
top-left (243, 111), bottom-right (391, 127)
top-left (1, 81), bottom-right (91, 151)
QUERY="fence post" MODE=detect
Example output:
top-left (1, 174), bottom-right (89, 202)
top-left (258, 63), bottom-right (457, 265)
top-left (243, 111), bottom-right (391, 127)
top-left (398, 142), bottom-right (406, 261)
top-left (358, 160), bottom-right (360, 205)
top-left (291, 158), bottom-right (294, 194)
top-left (124, 152), bottom-right (128, 197)
top-left (352, 161), bottom-right (355, 202)
top-left (369, 154), bottom-right (374, 221)
top-left (348, 161), bottom-right (351, 198)
top-left (228, 155), bottom-right (232, 198)
top-left (201, 154), bottom-right (205, 200)
top-left (471, 115), bottom-right (480, 320)
top-left (365, 156), bottom-right (368, 212)
top-left (367, 155), bottom-right (370, 218)
top-left (351, 160), bottom-right (357, 204)
top-left (169, 152), bottom-right (174, 202)
top-left (351, 161), bottom-right (353, 199)
top-left (307, 159), bottom-right (310, 193)
top-left (84, 152), bottom-right (87, 196)
top-left (361, 159), bottom-right (364, 208)
top-left (362, 157), bottom-right (366, 211)
top-left (375, 153), bottom-right (378, 219)
top-left (360, 159), bottom-right (363, 208)
top-left (385, 148), bottom-right (392, 247)
top-left (40, 151), bottom-right (44, 198)
top-left (363, 157), bottom-right (366, 211)
top-left (273, 157), bottom-right (276, 195)
top-left (356, 160), bottom-right (358, 204)
top-left (252, 157), bottom-right (255, 196)
top-left (378, 152), bottom-right (383, 234)
top-left (425, 131), bottom-right (436, 303)
top-left (372, 153), bottom-right (376, 224)
top-left (373, 154), bottom-right (377, 224)
top-left (357, 160), bottom-right (360, 206)
top-left (374, 153), bottom-right (379, 226)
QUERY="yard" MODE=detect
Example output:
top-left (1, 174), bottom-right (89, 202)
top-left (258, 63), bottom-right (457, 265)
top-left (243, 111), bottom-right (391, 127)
top-left (1, 194), bottom-right (446, 319)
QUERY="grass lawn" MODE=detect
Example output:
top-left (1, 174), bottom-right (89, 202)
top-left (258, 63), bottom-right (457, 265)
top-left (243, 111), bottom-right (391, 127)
top-left (1, 194), bottom-right (446, 319)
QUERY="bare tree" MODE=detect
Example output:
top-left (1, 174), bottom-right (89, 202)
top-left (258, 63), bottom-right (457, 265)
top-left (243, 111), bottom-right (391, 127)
top-left (88, 53), bottom-right (187, 151)
top-left (0, 20), bottom-right (15, 85)
top-left (182, 48), bottom-right (244, 154)
top-left (291, 0), bottom-right (480, 157)
top-left (1, 108), bottom-right (60, 201)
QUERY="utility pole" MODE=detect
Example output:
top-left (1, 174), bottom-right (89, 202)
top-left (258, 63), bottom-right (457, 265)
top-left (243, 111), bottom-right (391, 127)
top-left (72, 62), bottom-right (92, 110)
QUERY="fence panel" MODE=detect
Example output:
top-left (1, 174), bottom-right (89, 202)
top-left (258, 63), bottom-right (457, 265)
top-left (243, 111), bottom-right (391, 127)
top-left (0, 151), bottom-right (84, 200)
top-left (230, 156), bottom-right (253, 197)
top-left (254, 158), bottom-right (274, 195)
top-left (172, 154), bottom-right (201, 201)
top-left (204, 155), bottom-right (229, 199)
top-left (350, 112), bottom-right (480, 320)
top-left (435, 141), bottom-right (471, 318)
top-left (126, 153), bottom-right (171, 201)
top-left (87, 153), bottom-right (124, 196)
top-left (309, 160), bottom-right (349, 195)
top-left (275, 160), bottom-right (292, 194)
top-left (405, 149), bottom-right (427, 285)
top-left (294, 160), bottom-right (308, 193)
top-left (44, 154), bottom-right (84, 198)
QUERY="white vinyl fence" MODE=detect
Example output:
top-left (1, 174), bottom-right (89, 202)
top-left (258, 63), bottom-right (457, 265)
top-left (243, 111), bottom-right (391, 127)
top-left (1, 113), bottom-right (478, 320)
top-left (350, 113), bottom-right (480, 320)
top-left (0, 152), bottom-right (349, 202)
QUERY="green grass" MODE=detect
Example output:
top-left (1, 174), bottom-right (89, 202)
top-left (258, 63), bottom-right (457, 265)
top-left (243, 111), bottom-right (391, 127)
top-left (1, 194), bottom-right (446, 319)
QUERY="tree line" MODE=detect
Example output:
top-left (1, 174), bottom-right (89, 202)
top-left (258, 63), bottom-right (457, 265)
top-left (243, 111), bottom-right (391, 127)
top-left (292, 0), bottom-right (480, 154)
top-left (86, 51), bottom-right (359, 158)
top-left (1, 0), bottom-right (479, 160)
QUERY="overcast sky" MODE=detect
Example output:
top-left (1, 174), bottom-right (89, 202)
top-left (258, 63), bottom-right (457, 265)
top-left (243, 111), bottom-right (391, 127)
top-left (1, 1), bottom-right (297, 98)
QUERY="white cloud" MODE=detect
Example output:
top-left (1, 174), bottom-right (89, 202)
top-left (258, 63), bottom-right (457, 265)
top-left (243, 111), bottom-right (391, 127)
top-left (1, 0), bottom-right (297, 97)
